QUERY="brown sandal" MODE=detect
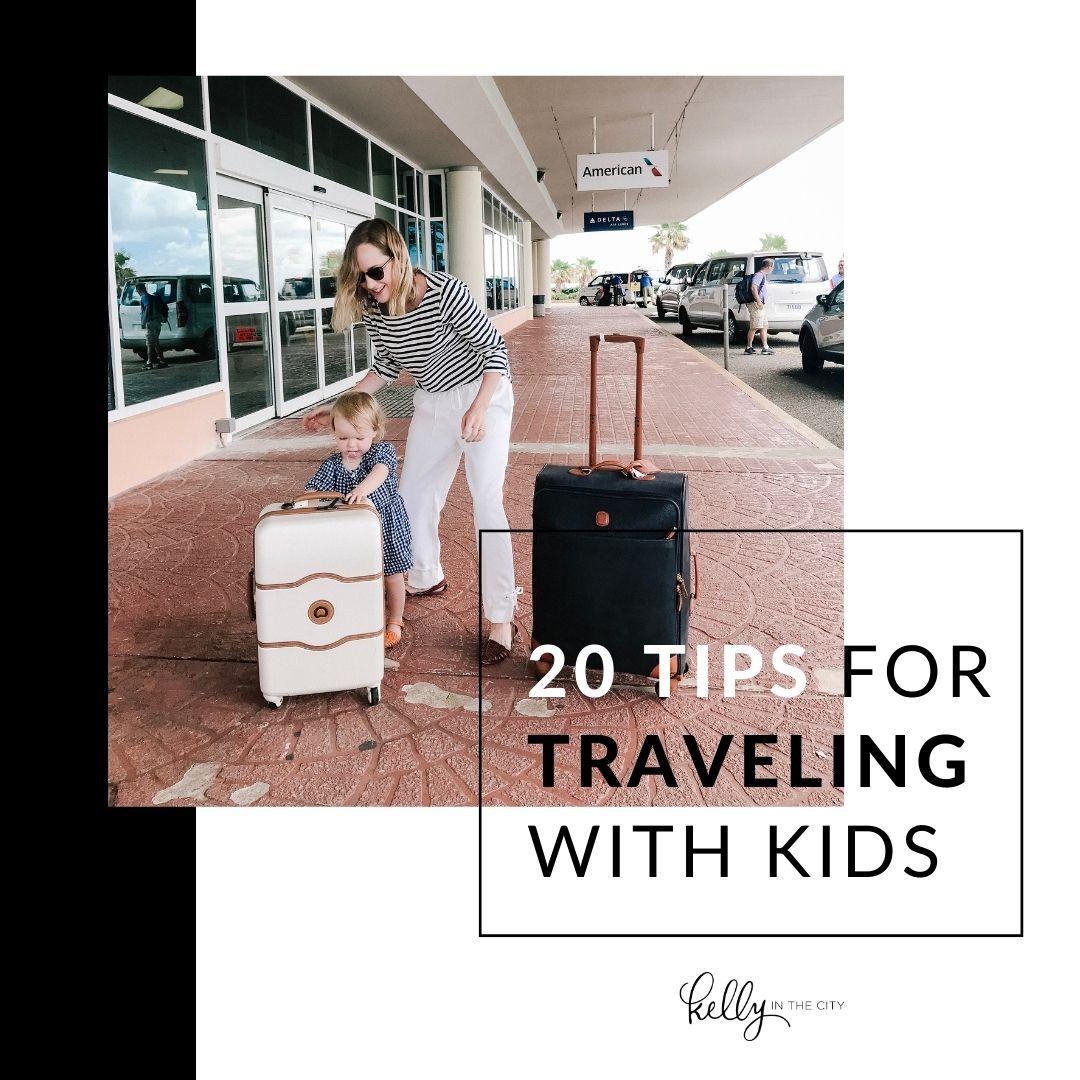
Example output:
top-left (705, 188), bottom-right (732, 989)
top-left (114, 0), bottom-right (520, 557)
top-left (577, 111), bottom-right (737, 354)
top-left (406, 579), bottom-right (448, 597)
top-left (481, 623), bottom-right (519, 666)
top-left (384, 622), bottom-right (403, 649)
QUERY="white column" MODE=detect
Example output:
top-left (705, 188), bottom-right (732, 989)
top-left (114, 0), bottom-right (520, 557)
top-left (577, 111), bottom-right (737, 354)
top-left (446, 166), bottom-right (485, 307)
top-left (520, 219), bottom-right (533, 319)
top-left (533, 237), bottom-right (550, 317)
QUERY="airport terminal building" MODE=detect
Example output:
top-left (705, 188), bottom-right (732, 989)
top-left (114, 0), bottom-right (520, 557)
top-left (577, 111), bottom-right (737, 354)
top-left (107, 75), bottom-right (841, 494)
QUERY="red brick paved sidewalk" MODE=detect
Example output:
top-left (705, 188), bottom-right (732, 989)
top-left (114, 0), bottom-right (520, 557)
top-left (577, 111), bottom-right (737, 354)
top-left (108, 304), bottom-right (843, 807)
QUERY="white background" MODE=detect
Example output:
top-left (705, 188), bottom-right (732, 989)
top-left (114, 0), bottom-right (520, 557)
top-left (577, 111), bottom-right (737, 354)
top-left (195, 2), bottom-right (1076, 1074)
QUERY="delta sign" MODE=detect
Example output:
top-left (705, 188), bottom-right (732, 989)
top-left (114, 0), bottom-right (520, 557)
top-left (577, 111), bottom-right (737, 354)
top-left (576, 150), bottom-right (670, 192)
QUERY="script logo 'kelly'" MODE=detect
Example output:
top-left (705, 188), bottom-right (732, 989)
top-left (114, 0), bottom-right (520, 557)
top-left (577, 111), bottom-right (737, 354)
top-left (678, 972), bottom-right (791, 1042)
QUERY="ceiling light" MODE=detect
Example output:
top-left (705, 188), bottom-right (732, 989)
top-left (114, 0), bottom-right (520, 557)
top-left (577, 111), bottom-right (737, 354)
top-left (139, 87), bottom-right (184, 111)
top-left (154, 169), bottom-right (189, 176)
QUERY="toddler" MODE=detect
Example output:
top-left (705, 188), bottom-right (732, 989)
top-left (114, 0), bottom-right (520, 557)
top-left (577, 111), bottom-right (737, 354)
top-left (307, 391), bottom-right (412, 648)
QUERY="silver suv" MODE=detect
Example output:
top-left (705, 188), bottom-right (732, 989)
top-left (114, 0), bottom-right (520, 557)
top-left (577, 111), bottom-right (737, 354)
top-left (677, 252), bottom-right (829, 343)
top-left (654, 261), bottom-right (702, 319)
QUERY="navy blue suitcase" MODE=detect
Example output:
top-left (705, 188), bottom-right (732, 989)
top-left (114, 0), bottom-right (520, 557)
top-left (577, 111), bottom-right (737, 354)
top-left (531, 333), bottom-right (693, 690)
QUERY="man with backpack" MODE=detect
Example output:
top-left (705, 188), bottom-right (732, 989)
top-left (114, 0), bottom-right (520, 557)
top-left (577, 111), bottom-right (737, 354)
top-left (136, 281), bottom-right (170, 370)
top-left (742, 257), bottom-right (774, 355)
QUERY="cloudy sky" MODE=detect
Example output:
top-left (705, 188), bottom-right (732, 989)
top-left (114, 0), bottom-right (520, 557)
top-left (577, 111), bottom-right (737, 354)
top-left (550, 123), bottom-right (843, 278)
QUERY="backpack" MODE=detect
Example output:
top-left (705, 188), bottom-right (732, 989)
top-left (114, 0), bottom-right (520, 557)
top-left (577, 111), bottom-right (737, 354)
top-left (152, 293), bottom-right (170, 321)
top-left (735, 273), bottom-right (756, 307)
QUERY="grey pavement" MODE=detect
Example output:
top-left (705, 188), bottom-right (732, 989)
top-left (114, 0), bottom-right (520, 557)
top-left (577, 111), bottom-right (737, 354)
top-left (646, 314), bottom-right (844, 448)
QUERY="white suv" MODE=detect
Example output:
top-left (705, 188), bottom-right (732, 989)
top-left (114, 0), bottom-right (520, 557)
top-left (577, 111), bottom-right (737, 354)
top-left (677, 251), bottom-right (830, 343)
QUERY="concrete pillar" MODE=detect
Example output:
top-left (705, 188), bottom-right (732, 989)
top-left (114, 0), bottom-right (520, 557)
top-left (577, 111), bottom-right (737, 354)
top-left (446, 166), bottom-right (485, 308)
top-left (533, 237), bottom-right (550, 317)
top-left (520, 219), bottom-right (533, 319)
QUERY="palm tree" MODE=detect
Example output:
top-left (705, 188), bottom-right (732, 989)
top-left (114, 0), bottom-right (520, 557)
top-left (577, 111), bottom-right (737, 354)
top-left (115, 249), bottom-right (136, 291)
top-left (574, 256), bottom-right (597, 288)
top-left (550, 258), bottom-right (573, 297)
top-left (759, 233), bottom-right (787, 251)
top-left (707, 248), bottom-right (733, 259)
top-left (649, 223), bottom-right (690, 270)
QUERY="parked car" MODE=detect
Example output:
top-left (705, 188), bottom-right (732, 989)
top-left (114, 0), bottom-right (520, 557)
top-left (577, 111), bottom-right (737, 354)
top-left (654, 261), bottom-right (703, 319)
top-left (578, 272), bottom-right (650, 306)
top-left (118, 274), bottom-right (258, 360)
top-left (798, 280), bottom-right (844, 372)
top-left (677, 251), bottom-right (830, 343)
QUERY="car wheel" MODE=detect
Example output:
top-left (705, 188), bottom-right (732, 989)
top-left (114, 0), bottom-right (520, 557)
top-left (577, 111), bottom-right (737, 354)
top-left (578, 296), bottom-right (590, 306)
top-left (726, 313), bottom-right (748, 346)
top-left (134, 347), bottom-right (148, 360)
top-left (195, 329), bottom-right (217, 361)
top-left (800, 329), bottom-right (824, 373)
top-left (655, 300), bottom-right (666, 320)
top-left (679, 309), bottom-right (695, 336)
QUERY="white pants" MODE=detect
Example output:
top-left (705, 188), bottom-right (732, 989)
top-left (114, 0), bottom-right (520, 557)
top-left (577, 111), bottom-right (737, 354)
top-left (399, 376), bottom-right (518, 623)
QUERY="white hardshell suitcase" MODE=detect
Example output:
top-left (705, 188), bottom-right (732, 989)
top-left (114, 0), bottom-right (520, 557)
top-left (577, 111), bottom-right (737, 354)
top-left (250, 491), bottom-right (384, 708)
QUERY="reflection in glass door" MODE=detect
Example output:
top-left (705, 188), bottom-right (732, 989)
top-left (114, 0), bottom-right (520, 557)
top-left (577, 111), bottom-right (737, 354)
top-left (265, 191), bottom-right (366, 416)
top-left (216, 176), bottom-right (274, 426)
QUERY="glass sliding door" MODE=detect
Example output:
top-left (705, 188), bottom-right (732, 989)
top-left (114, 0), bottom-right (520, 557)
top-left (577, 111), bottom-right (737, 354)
top-left (265, 190), bottom-right (366, 415)
top-left (216, 176), bottom-right (275, 426)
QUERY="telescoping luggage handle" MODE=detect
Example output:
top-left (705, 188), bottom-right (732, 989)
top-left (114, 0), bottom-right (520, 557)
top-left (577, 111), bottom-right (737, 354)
top-left (570, 333), bottom-right (658, 481)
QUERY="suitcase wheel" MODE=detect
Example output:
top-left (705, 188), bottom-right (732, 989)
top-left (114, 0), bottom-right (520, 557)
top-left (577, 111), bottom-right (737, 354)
top-left (366, 685), bottom-right (381, 706)
top-left (653, 676), bottom-right (681, 700)
top-left (264, 695), bottom-right (284, 709)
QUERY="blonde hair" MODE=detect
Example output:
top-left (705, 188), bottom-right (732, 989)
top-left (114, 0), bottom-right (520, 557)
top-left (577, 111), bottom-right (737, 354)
top-left (332, 219), bottom-right (416, 331)
top-left (330, 390), bottom-right (387, 443)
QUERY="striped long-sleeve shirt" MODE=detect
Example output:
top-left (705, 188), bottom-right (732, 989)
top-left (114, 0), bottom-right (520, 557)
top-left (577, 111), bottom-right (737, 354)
top-left (367, 271), bottom-right (510, 392)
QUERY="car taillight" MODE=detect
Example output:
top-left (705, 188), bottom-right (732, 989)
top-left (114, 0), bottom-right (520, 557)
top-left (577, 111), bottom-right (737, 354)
top-left (177, 300), bottom-right (189, 327)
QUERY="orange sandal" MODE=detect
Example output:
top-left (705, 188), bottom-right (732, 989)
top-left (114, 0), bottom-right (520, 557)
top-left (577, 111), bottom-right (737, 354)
top-left (384, 622), bottom-right (403, 649)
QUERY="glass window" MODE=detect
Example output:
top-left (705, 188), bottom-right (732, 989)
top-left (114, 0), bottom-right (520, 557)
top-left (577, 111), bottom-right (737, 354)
top-left (706, 260), bottom-right (722, 283)
top-left (371, 143), bottom-right (395, 204)
top-left (322, 317), bottom-right (350, 385)
top-left (374, 202), bottom-right (396, 224)
top-left (280, 312), bottom-right (319, 399)
top-left (430, 220), bottom-right (447, 272)
top-left (225, 314), bottom-right (272, 418)
top-left (109, 77), bottom-right (204, 129)
top-left (217, 195), bottom-right (267, 300)
top-left (109, 106), bottom-right (217, 407)
top-left (484, 230), bottom-right (496, 311)
top-left (753, 255), bottom-right (827, 283)
top-left (272, 210), bottom-right (314, 300)
top-left (315, 219), bottom-right (347, 299)
top-left (483, 190), bottom-right (494, 227)
top-left (692, 263), bottom-right (707, 286)
top-left (428, 174), bottom-right (444, 218)
top-left (312, 108), bottom-right (370, 194)
top-left (208, 77), bottom-right (309, 171)
top-left (396, 161), bottom-right (417, 213)
top-left (400, 215), bottom-right (420, 266)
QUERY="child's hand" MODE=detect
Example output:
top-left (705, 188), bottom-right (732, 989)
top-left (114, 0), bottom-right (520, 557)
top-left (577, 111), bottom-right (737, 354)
top-left (345, 487), bottom-right (373, 506)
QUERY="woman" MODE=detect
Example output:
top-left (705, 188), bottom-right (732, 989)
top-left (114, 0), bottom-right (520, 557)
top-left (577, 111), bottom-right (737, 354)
top-left (303, 220), bottom-right (518, 665)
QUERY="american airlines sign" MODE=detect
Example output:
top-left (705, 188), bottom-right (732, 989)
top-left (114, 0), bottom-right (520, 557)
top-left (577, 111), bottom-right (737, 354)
top-left (576, 150), bottom-right (670, 191)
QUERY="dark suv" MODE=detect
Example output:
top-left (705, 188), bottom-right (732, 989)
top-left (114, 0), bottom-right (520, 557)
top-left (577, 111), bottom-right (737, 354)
top-left (654, 262), bottom-right (703, 319)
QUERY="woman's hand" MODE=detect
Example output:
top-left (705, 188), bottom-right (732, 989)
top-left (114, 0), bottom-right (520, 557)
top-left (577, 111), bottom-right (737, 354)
top-left (303, 404), bottom-right (333, 433)
top-left (460, 400), bottom-right (488, 443)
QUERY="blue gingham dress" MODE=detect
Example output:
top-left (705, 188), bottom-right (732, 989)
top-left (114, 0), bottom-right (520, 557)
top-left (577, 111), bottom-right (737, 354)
top-left (306, 441), bottom-right (413, 577)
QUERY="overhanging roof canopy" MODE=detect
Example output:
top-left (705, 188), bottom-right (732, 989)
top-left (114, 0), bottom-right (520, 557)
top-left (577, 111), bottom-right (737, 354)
top-left (288, 76), bottom-right (843, 241)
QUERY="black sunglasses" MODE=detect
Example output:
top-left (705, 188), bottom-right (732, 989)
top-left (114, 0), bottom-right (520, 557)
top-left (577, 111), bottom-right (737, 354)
top-left (357, 255), bottom-right (393, 284)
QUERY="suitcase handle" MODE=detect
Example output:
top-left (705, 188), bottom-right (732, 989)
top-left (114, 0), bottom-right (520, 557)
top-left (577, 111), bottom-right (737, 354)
top-left (247, 568), bottom-right (256, 620)
top-left (281, 490), bottom-right (343, 509)
top-left (587, 334), bottom-right (646, 467)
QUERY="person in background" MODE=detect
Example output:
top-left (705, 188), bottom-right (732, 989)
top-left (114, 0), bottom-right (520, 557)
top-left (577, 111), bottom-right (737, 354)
top-left (830, 257), bottom-right (845, 290)
top-left (745, 257), bottom-right (774, 355)
top-left (136, 282), bottom-right (169, 370)
top-left (639, 269), bottom-right (653, 302)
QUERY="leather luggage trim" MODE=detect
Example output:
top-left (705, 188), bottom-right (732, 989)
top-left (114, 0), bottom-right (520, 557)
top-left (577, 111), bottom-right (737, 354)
top-left (256, 571), bottom-right (382, 590)
top-left (257, 628), bottom-right (384, 650)
top-left (259, 503), bottom-right (380, 523)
